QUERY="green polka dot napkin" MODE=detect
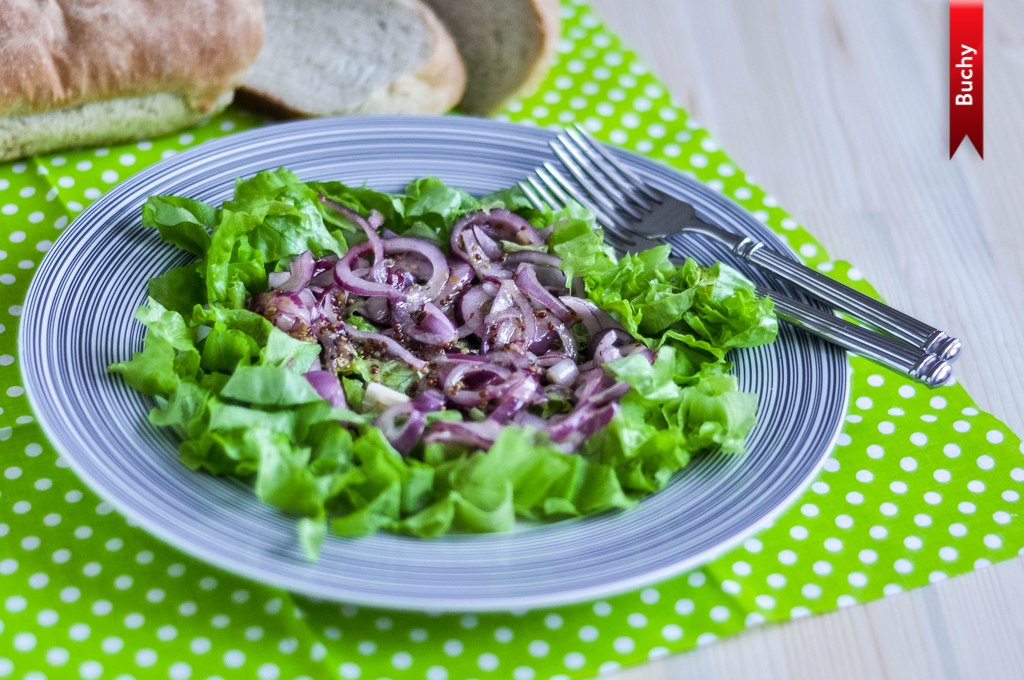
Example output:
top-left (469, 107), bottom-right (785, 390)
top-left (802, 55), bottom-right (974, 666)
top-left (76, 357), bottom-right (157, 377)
top-left (2, 1), bottom-right (1021, 678)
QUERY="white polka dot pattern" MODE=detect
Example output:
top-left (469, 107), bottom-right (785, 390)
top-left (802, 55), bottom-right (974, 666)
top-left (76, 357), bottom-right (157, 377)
top-left (1, 1), bottom-right (1022, 679)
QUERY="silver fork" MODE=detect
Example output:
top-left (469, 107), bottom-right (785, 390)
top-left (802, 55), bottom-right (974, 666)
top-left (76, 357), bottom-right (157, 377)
top-left (547, 125), bottom-right (962, 365)
top-left (519, 150), bottom-right (955, 388)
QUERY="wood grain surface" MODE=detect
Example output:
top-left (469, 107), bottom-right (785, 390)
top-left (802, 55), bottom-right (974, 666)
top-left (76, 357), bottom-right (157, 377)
top-left (587, 1), bottom-right (1024, 678)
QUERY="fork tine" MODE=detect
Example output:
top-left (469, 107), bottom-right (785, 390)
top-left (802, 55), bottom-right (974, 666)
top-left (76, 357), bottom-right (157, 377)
top-left (559, 128), bottom-right (653, 211)
top-left (539, 163), bottom-right (621, 230)
top-left (536, 165), bottom-right (637, 253)
top-left (534, 165), bottom-right (573, 207)
top-left (571, 123), bottom-right (660, 204)
top-left (553, 133), bottom-right (651, 216)
top-left (548, 142), bottom-right (646, 223)
top-left (518, 178), bottom-right (554, 212)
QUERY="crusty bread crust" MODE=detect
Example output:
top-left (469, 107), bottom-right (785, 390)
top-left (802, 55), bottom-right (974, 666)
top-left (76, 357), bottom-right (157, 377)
top-left (0, 91), bottom-right (233, 162)
top-left (0, 0), bottom-right (264, 117)
top-left (423, 0), bottom-right (562, 115)
top-left (519, 0), bottom-right (561, 98)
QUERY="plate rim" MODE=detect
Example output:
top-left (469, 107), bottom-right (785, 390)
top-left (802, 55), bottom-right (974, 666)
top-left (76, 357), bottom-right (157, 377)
top-left (20, 115), bottom-right (850, 611)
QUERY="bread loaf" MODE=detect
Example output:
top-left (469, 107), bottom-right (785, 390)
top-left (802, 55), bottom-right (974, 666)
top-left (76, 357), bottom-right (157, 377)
top-left (422, 0), bottom-right (561, 115)
top-left (240, 0), bottom-right (467, 117)
top-left (0, 0), bottom-right (264, 161)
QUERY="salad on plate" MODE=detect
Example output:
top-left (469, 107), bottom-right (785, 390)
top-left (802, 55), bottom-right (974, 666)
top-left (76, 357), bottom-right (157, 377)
top-left (109, 168), bottom-right (777, 556)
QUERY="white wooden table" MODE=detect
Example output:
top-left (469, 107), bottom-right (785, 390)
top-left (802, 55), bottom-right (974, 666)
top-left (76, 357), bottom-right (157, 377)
top-left (588, 1), bottom-right (1024, 678)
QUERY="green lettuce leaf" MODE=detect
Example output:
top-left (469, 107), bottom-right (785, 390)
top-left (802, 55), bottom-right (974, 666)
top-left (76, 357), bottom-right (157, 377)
top-left (220, 365), bottom-right (323, 407)
top-left (250, 428), bottom-right (346, 517)
top-left (226, 168), bottom-right (347, 263)
top-left (147, 263), bottom-right (206, 317)
top-left (108, 300), bottom-right (200, 397)
top-left (142, 196), bottom-right (215, 256)
top-left (111, 174), bottom-right (779, 555)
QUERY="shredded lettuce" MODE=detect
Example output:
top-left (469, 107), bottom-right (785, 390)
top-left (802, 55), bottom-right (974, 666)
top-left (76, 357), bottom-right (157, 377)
top-left (110, 169), bottom-right (777, 554)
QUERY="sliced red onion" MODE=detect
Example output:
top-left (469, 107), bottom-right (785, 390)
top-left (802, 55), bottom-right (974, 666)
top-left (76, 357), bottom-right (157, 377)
top-left (480, 282), bottom-right (528, 351)
top-left (335, 242), bottom-right (407, 300)
top-left (316, 290), bottom-right (346, 327)
top-left (486, 279), bottom-right (516, 316)
top-left (451, 209), bottom-right (542, 277)
top-left (472, 225), bottom-right (504, 259)
top-left (249, 290), bottom-right (313, 335)
top-left (533, 265), bottom-right (570, 292)
top-left (342, 322), bottom-right (427, 371)
top-left (529, 321), bottom-right (576, 358)
top-left (393, 300), bottom-right (457, 347)
top-left (382, 237), bottom-right (449, 302)
top-left (304, 370), bottom-right (347, 408)
top-left (411, 389), bottom-right (445, 412)
top-left (438, 351), bottom-right (533, 374)
top-left (436, 261), bottom-right (474, 310)
top-left (418, 302), bottom-right (458, 345)
top-left (554, 322), bottom-right (577, 359)
top-left (319, 195), bottom-right (387, 280)
top-left (314, 255), bottom-right (339, 271)
top-left (443, 361), bottom-right (511, 407)
top-left (489, 374), bottom-right (541, 423)
top-left (390, 251), bottom-right (434, 281)
top-left (547, 403), bottom-right (617, 446)
top-left (451, 209), bottom-right (544, 251)
top-left (514, 265), bottom-right (574, 323)
top-left (591, 328), bottom-right (633, 363)
top-left (423, 420), bottom-right (502, 449)
top-left (589, 380), bottom-right (631, 405)
top-left (505, 250), bottom-right (562, 268)
top-left (534, 352), bottom-right (571, 367)
top-left (530, 331), bottom-right (557, 355)
top-left (573, 368), bottom-right (613, 403)
top-left (310, 268), bottom-right (336, 289)
top-left (477, 280), bottom-right (535, 350)
top-left (508, 281), bottom-right (539, 349)
top-left (451, 225), bottom-right (491, 275)
top-left (268, 250), bottom-right (315, 292)
top-left (353, 296), bottom-right (390, 325)
top-left (315, 325), bottom-right (355, 372)
top-left (442, 361), bottom-right (511, 389)
top-left (482, 317), bottom-right (522, 353)
top-left (456, 285), bottom-right (493, 338)
top-left (375, 402), bottom-right (425, 454)
top-left (250, 202), bottom-right (642, 456)
top-left (627, 344), bottom-right (657, 363)
top-left (309, 255), bottom-right (337, 286)
top-left (513, 412), bottom-right (547, 428)
top-left (560, 296), bottom-right (622, 336)
top-left (297, 288), bottom-right (317, 309)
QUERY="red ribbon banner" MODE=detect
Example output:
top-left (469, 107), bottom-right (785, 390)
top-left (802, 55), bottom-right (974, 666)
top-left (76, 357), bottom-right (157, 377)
top-left (949, 0), bottom-right (983, 158)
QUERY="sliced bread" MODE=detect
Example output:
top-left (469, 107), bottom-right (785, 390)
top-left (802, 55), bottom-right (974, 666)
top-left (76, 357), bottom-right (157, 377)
top-left (240, 0), bottom-right (467, 116)
top-left (422, 0), bottom-right (561, 115)
top-left (0, 0), bottom-right (264, 161)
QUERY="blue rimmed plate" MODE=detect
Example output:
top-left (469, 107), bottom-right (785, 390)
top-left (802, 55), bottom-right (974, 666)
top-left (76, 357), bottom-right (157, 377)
top-left (20, 116), bottom-right (848, 611)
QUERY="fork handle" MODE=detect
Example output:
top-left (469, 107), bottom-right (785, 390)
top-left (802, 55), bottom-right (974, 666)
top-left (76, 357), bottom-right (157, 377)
top-left (735, 239), bottom-right (962, 362)
top-left (764, 287), bottom-right (953, 388)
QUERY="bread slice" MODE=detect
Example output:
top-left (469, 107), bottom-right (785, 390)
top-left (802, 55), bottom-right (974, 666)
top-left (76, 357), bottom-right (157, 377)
top-left (0, 0), bottom-right (264, 161)
top-left (240, 0), bottom-right (467, 116)
top-left (422, 0), bottom-right (561, 115)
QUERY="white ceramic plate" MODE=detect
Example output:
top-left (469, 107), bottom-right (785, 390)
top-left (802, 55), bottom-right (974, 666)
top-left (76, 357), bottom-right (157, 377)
top-left (21, 116), bottom-right (848, 611)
